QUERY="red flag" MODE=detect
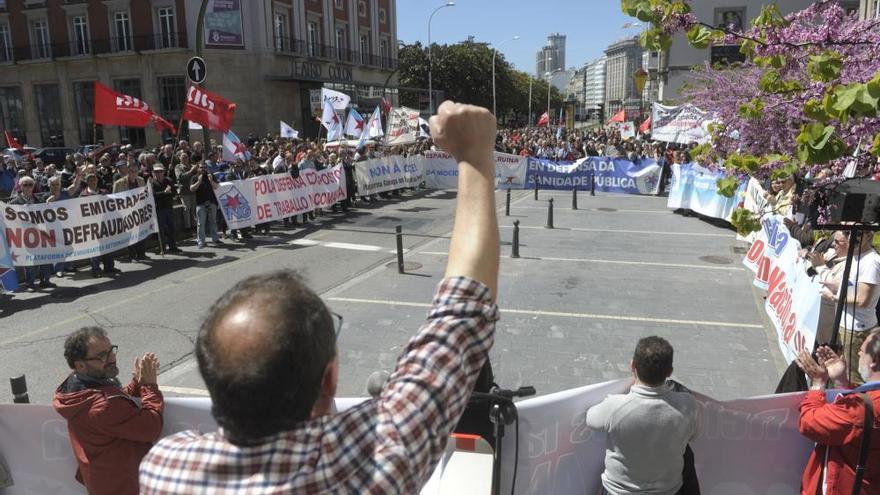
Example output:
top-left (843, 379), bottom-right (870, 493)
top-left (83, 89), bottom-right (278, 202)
top-left (183, 86), bottom-right (236, 132)
top-left (94, 82), bottom-right (176, 134)
top-left (537, 112), bottom-right (550, 127)
top-left (381, 97), bottom-right (391, 114)
top-left (4, 130), bottom-right (23, 151)
top-left (639, 116), bottom-right (651, 134)
top-left (608, 109), bottom-right (626, 123)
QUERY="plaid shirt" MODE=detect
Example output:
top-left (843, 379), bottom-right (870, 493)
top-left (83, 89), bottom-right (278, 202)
top-left (139, 276), bottom-right (497, 494)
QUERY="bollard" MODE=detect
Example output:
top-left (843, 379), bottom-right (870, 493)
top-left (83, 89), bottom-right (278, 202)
top-left (10, 375), bottom-right (29, 404)
top-left (545, 198), bottom-right (554, 229)
top-left (505, 188), bottom-right (511, 216)
top-left (396, 225), bottom-right (404, 274)
top-left (590, 169), bottom-right (596, 196)
top-left (534, 175), bottom-right (539, 200)
top-left (572, 187), bottom-right (578, 210)
top-left (512, 220), bottom-right (520, 258)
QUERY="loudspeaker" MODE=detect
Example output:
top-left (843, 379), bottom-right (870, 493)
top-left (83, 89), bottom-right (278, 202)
top-left (827, 178), bottom-right (880, 223)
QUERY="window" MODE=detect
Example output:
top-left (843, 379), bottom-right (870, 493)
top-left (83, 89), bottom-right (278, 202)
top-left (358, 0), bottom-right (366, 17)
top-left (157, 6), bottom-right (176, 49)
top-left (32, 19), bottom-right (50, 58)
top-left (0, 86), bottom-right (25, 142)
top-left (273, 13), bottom-right (288, 51)
top-left (73, 81), bottom-right (102, 144)
top-left (72, 16), bottom-right (90, 55)
top-left (359, 34), bottom-right (368, 64)
top-left (378, 8), bottom-right (386, 24)
top-left (34, 84), bottom-right (64, 146)
top-left (114, 11), bottom-right (132, 52)
top-left (157, 76), bottom-right (185, 141)
top-left (334, 0), bottom-right (343, 9)
top-left (0, 24), bottom-right (10, 62)
top-left (307, 21), bottom-right (319, 57)
top-left (379, 38), bottom-right (388, 66)
top-left (335, 26), bottom-right (346, 60)
top-left (113, 79), bottom-right (145, 147)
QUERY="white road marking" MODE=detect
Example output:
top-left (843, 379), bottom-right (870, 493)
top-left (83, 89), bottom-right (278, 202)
top-left (512, 206), bottom-right (667, 214)
top-left (160, 385), bottom-right (211, 396)
top-left (499, 225), bottom-right (732, 238)
top-left (416, 252), bottom-right (743, 271)
top-left (289, 238), bottom-right (408, 253)
top-left (327, 297), bottom-right (764, 329)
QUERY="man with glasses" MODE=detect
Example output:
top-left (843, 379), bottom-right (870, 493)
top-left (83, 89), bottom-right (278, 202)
top-left (140, 101), bottom-right (500, 493)
top-left (54, 326), bottom-right (164, 495)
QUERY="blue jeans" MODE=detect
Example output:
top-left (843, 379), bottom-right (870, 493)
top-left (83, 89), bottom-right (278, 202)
top-left (196, 202), bottom-right (219, 245)
top-left (156, 208), bottom-right (177, 250)
top-left (25, 265), bottom-right (51, 285)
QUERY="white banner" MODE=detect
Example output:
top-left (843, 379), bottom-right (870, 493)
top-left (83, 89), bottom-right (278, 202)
top-left (0, 382), bottom-right (816, 495)
top-left (651, 103), bottom-right (714, 145)
top-left (213, 167), bottom-right (347, 230)
top-left (385, 107), bottom-right (420, 146)
top-left (422, 151), bottom-right (529, 190)
top-left (666, 163), bottom-right (742, 221)
top-left (742, 215), bottom-right (820, 362)
top-left (737, 178), bottom-right (770, 243)
top-left (354, 155), bottom-right (425, 196)
top-left (2, 187), bottom-right (157, 266)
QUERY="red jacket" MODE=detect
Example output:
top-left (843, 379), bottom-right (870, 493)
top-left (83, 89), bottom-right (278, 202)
top-left (53, 373), bottom-right (164, 495)
top-left (799, 389), bottom-right (880, 495)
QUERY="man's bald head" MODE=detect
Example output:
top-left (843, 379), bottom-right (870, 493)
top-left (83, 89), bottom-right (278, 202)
top-left (196, 271), bottom-right (336, 443)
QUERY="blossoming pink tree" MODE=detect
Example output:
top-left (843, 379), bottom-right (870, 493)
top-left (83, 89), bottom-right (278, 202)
top-left (622, 0), bottom-right (880, 232)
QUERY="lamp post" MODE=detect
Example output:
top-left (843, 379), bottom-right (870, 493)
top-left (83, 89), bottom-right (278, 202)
top-left (427, 1), bottom-right (455, 116)
top-left (492, 35), bottom-right (519, 116)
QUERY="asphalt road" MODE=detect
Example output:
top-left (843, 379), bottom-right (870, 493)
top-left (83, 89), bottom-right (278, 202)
top-left (0, 188), bottom-right (785, 404)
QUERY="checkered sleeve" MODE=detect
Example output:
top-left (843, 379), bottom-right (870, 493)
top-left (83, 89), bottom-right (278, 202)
top-left (369, 276), bottom-right (498, 493)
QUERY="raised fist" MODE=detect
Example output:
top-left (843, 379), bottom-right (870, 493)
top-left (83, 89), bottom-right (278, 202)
top-left (429, 101), bottom-right (496, 169)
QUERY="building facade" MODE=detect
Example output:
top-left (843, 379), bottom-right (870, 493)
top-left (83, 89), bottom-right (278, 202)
top-left (534, 32), bottom-right (564, 77)
top-left (861, 0), bottom-right (880, 18)
top-left (565, 56), bottom-right (605, 121)
top-left (603, 37), bottom-right (641, 120)
top-left (0, 0), bottom-right (399, 148)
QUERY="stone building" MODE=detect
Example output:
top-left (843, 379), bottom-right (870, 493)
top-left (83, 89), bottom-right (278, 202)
top-left (603, 36), bottom-right (641, 120)
top-left (0, 0), bottom-right (399, 148)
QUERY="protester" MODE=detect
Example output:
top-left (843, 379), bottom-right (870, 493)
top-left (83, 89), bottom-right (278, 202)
top-left (190, 161), bottom-right (221, 248)
top-left (9, 176), bottom-right (54, 290)
top-left (139, 101), bottom-right (500, 493)
top-left (586, 336), bottom-right (699, 495)
top-left (795, 333), bottom-right (880, 495)
top-left (174, 152), bottom-right (197, 230)
top-left (113, 160), bottom-right (148, 261)
top-left (820, 231), bottom-right (880, 384)
top-left (77, 173), bottom-right (122, 278)
top-left (149, 164), bottom-right (181, 254)
top-left (53, 326), bottom-right (164, 495)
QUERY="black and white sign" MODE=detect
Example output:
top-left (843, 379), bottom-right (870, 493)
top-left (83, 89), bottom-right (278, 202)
top-left (186, 57), bottom-right (207, 85)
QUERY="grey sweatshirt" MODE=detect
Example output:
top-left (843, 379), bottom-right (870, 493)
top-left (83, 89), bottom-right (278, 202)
top-left (585, 381), bottom-right (698, 495)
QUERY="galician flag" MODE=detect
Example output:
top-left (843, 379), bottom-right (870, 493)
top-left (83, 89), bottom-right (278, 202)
top-left (280, 120), bottom-right (299, 139)
top-left (344, 108), bottom-right (365, 138)
top-left (357, 105), bottom-right (383, 149)
top-left (222, 130), bottom-right (251, 162)
top-left (0, 226), bottom-right (18, 293)
top-left (321, 99), bottom-right (343, 141)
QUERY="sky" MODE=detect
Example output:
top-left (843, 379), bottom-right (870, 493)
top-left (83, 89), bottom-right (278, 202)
top-left (396, 0), bottom-right (640, 74)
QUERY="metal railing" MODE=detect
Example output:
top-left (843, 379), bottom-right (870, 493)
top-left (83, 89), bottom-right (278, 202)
top-left (7, 32), bottom-right (187, 62)
top-left (273, 36), bottom-right (398, 69)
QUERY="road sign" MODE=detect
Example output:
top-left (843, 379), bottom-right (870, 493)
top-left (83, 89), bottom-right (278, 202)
top-left (186, 57), bottom-right (207, 85)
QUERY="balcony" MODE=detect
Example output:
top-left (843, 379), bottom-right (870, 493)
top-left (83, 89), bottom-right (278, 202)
top-left (273, 36), bottom-right (398, 70)
top-left (8, 32), bottom-right (187, 62)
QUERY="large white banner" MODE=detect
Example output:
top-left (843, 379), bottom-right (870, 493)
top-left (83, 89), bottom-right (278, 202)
top-left (0, 382), bottom-right (816, 495)
top-left (2, 187), bottom-right (157, 266)
top-left (651, 103), bottom-right (714, 145)
top-left (385, 107), bottom-right (420, 146)
top-left (354, 155), bottom-right (425, 196)
top-left (214, 167), bottom-right (347, 230)
top-left (422, 151), bottom-right (529, 190)
top-left (667, 163), bottom-right (742, 221)
top-left (742, 215), bottom-right (821, 362)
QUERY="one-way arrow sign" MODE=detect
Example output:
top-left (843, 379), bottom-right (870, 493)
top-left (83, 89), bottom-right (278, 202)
top-left (186, 57), bottom-right (207, 85)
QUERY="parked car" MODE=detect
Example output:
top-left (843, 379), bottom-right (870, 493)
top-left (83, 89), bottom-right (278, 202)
top-left (84, 144), bottom-right (122, 162)
top-left (2, 147), bottom-right (38, 165)
top-left (34, 147), bottom-right (74, 166)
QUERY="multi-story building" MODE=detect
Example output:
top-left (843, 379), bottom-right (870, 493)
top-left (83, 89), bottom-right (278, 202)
top-left (0, 0), bottom-right (399, 148)
top-left (534, 32), bottom-right (564, 77)
top-left (565, 56), bottom-right (605, 121)
top-left (603, 36), bottom-right (641, 120)
top-left (659, 0), bottom-right (830, 102)
top-left (641, 50), bottom-right (660, 105)
top-left (861, 0), bottom-right (880, 18)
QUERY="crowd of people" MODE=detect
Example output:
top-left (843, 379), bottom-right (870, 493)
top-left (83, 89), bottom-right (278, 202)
top-left (0, 105), bottom-right (870, 495)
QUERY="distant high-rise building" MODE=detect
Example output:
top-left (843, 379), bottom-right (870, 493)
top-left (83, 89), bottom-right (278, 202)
top-left (535, 33), bottom-right (566, 76)
top-left (566, 57), bottom-right (605, 120)
top-left (604, 37), bottom-right (642, 120)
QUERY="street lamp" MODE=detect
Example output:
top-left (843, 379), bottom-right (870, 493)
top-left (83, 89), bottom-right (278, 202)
top-left (545, 68), bottom-right (563, 123)
top-left (492, 35), bottom-right (519, 116)
top-left (427, 1), bottom-right (455, 116)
